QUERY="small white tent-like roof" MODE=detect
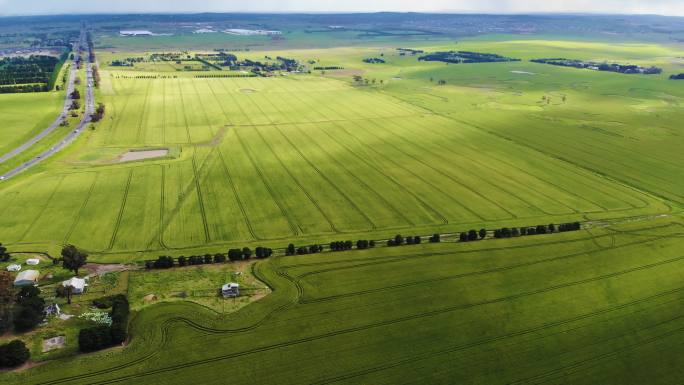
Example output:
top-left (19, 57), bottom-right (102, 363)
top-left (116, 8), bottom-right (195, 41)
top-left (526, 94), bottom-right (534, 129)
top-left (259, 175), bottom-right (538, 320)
top-left (14, 270), bottom-right (40, 286)
top-left (6, 264), bottom-right (21, 272)
top-left (26, 258), bottom-right (40, 266)
top-left (62, 277), bottom-right (88, 294)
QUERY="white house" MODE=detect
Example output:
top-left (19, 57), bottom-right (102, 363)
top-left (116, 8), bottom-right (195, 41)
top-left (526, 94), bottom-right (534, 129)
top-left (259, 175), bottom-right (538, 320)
top-left (6, 264), bottom-right (21, 272)
top-left (14, 270), bottom-right (39, 286)
top-left (26, 258), bottom-right (40, 266)
top-left (221, 283), bottom-right (240, 298)
top-left (62, 277), bottom-right (88, 294)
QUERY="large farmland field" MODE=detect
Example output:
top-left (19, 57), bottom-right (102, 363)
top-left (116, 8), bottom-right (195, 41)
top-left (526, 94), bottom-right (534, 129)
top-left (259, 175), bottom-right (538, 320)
top-left (1, 11), bottom-right (684, 385)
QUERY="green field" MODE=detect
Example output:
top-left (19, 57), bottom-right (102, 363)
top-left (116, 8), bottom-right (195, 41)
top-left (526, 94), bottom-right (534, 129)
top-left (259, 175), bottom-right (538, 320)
top-left (2, 39), bottom-right (682, 258)
top-left (0, 91), bottom-right (64, 156)
top-left (4, 216), bottom-right (684, 384)
top-left (2, 24), bottom-right (684, 384)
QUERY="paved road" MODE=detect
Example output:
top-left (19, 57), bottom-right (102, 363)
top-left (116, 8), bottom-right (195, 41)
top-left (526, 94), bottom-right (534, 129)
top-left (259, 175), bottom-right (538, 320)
top-left (0, 26), bottom-right (95, 182)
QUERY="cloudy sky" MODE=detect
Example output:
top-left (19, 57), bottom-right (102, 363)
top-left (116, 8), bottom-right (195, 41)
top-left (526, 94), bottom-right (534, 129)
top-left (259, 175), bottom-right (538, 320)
top-left (0, 0), bottom-right (682, 16)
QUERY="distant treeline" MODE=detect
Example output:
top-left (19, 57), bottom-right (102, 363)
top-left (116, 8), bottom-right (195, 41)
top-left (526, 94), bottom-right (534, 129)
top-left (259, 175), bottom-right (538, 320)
top-left (363, 58), bottom-right (386, 64)
top-left (419, 51), bottom-right (520, 64)
top-left (397, 48), bottom-right (424, 55)
top-left (531, 58), bottom-right (662, 75)
top-left (670, 73), bottom-right (684, 80)
top-left (314, 66), bottom-right (344, 70)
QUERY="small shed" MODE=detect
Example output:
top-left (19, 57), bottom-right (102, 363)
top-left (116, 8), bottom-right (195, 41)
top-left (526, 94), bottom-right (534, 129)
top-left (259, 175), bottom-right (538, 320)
top-left (14, 270), bottom-right (39, 286)
top-left (6, 264), bottom-right (21, 272)
top-left (62, 277), bottom-right (88, 294)
top-left (221, 283), bottom-right (240, 298)
top-left (26, 258), bottom-right (40, 266)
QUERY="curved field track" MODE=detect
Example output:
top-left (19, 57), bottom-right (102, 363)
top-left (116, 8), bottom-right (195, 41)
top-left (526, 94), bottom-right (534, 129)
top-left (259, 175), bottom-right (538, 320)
top-left (6, 217), bottom-right (684, 385)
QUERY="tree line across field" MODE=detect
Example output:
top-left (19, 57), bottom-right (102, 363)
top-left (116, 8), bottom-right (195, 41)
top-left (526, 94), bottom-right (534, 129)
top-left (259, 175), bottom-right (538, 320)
top-left (145, 221), bottom-right (583, 268)
top-left (531, 58), bottom-right (662, 75)
top-left (419, 51), bottom-right (520, 64)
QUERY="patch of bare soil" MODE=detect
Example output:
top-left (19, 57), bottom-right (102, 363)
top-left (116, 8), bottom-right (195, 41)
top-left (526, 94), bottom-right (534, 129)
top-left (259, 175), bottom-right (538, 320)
top-left (84, 263), bottom-right (135, 277)
top-left (118, 149), bottom-right (168, 163)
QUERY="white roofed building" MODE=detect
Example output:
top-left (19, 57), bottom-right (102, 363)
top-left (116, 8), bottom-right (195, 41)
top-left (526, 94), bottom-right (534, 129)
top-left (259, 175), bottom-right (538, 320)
top-left (62, 277), bottom-right (88, 294)
top-left (14, 270), bottom-right (39, 286)
top-left (221, 283), bottom-right (240, 298)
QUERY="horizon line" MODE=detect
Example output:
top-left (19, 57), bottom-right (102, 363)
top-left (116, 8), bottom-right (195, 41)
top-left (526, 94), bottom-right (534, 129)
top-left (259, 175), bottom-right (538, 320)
top-left (0, 10), bottom-right (681, 18)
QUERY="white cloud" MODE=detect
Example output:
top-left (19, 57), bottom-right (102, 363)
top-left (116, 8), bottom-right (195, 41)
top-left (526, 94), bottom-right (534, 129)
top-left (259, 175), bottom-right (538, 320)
top-left (0, 0), bottom-right (683, 16)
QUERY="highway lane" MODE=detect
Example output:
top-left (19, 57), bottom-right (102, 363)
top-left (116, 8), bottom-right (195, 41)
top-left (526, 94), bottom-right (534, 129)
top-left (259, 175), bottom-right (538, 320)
top-left (0, 27), bottom-right (95, 182)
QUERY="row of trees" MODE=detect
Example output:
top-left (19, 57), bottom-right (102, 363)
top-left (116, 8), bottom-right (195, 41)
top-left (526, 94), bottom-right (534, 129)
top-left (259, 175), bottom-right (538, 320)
top-left (670, 74), bottom-right (684, 80)
top-left (146, 247), bottom-right (274, 270)
top-left (78, 295), bottom-right (129, 352)
top-left (286, 243), bottom-right (324, 256)
top-left (458, 222), bottom-right (582, 241)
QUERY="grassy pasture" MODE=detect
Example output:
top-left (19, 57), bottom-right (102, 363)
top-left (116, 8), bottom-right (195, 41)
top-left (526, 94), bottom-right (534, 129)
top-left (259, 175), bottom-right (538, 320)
top-left (0, 91), bottom-right (65, 156)
top-left (4, 217), bottom-right (684, 384)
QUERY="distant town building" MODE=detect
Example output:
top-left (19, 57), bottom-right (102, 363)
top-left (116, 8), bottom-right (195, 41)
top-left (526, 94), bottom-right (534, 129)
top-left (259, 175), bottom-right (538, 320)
top-left (120, 30), bottom-right (154, 36)
top-left (14, 270), bottom-right (40, 286)
top-left (224, 29), bottom-right (282, 36)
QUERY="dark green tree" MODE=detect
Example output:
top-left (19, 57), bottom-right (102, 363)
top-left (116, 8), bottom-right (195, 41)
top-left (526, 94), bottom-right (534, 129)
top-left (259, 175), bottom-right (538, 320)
top-left (61, 244), bottom-right (87, 276)
top-left (0, 340), bottom-right (30, 368)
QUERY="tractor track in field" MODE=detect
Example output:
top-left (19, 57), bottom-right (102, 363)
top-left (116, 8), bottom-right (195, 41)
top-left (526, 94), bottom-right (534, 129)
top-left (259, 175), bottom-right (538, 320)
top-left (45, 260), bottom-right (684, 385)
top-left (232, 127), bottom-right (300, 237)
top-left (224, 78), bottom-right (324, 237)
top-left (290, 121), bottom-right (416, 227)
top-left (508, 314), bottom-right (684, 385)
top-left (215, 147), bottom-right (260, 241)
top-left (176, 78), bottom-right (193, 144)
top-left (332, 91), bottom-right (517, 221)
top-left (368, 115), bottom-right (524, 219)
top-left (334, 120), bottom-right (482, 223)
top-left (311, 296), bottom-right (684, 385)
top-left (157, 165), bottom-right (169, 249)
top-left (16, 175), bottom-right (65, 243)
top-left (191, 152), bottom-right (211, 243)
top-left (107, 169), bottom-right (133, 251)
top-left (251, 124), bottom-right (339, 234)
top-left (250, 80), bottom-right (415, 230)
top-left (449, 115), bottom-right (681, 206)
top-left (63, 171), bottom-right (99, 244)
top-left (271, 123), bottom-right (378, 231)
top-left (455, 116), bottom-right (652, 211)
top-left (382, 93), bottom-right (645, 213)
top-left (295, 231), bottom-right (672, 304)
top-left (134, 80), bottom-right (153, 143)
top-left (280, 82), bottom-right (449, 226)
top-left (386, 117), bottom-right (562, 217)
